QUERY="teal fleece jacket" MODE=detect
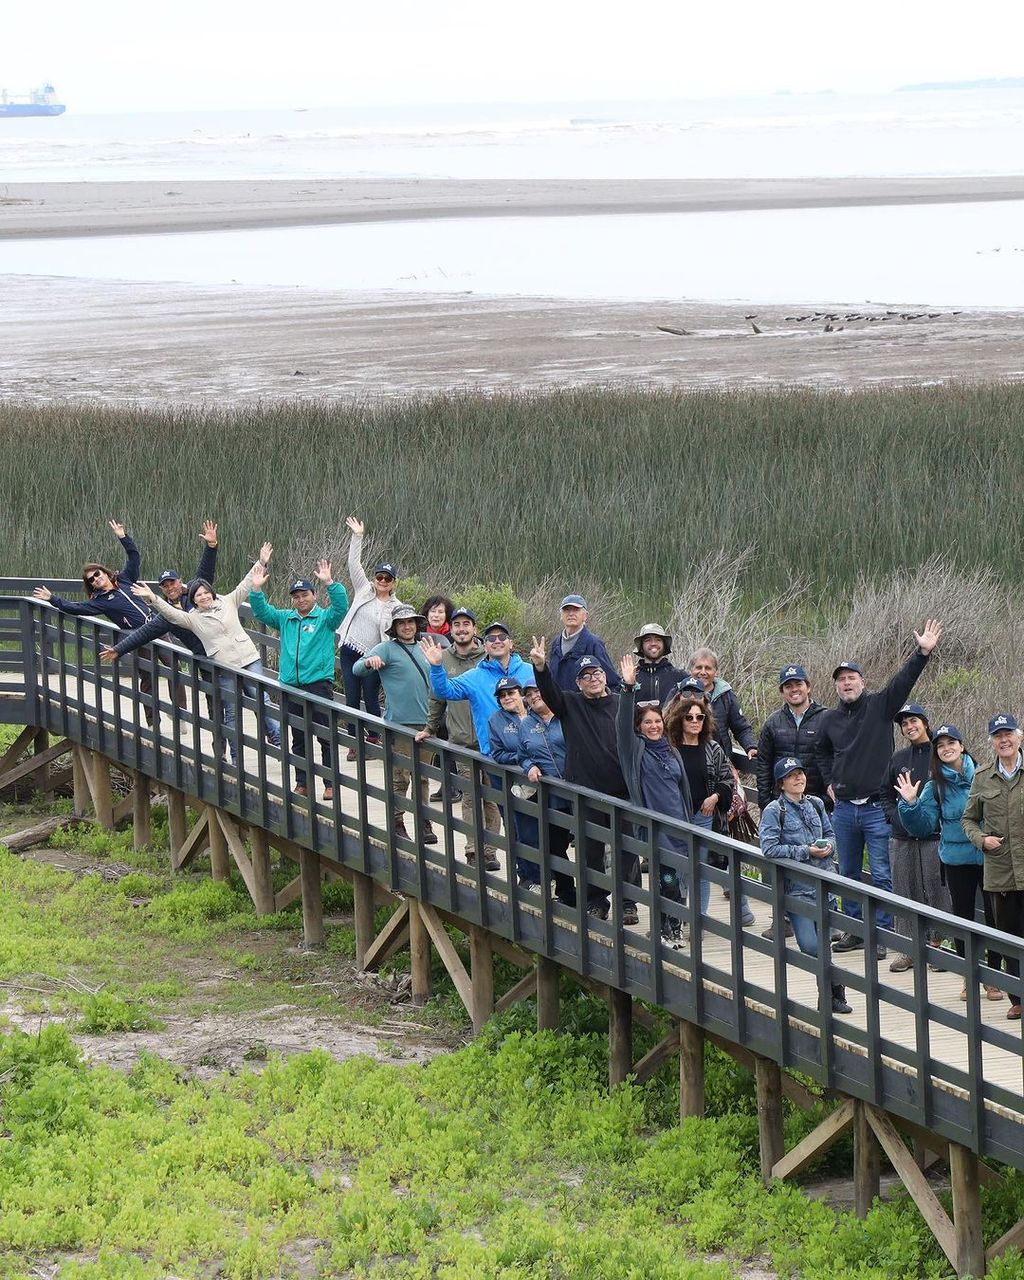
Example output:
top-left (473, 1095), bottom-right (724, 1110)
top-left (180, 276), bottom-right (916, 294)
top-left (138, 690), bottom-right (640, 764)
top-left (248, 582), bottom-right (349, 687)
top-left (353, 639), bottom-right (432, 726)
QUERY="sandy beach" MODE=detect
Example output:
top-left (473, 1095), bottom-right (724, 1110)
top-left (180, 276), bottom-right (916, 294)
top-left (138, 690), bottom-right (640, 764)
top-left (3, 177), bottom-right (1023, 404)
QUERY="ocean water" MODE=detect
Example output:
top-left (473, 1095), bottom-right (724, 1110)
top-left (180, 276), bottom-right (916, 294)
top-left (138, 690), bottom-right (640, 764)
top-left (2, 89), bottom-right (1023, 183)
top-left (3, 89), bottom-right (1023, 306)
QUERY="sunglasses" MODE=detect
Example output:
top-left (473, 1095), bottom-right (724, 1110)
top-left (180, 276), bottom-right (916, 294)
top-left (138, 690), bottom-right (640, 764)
top-left (637, 699), bottom-right (661, 709)
top-left (86, 570), bottom-right (105, 584)
top-left (374, 574), bottom-right (395, 582)
top-left (683, 712), bottom-right (706, 722)
top-left (484, 633), bottom-right (509, 643)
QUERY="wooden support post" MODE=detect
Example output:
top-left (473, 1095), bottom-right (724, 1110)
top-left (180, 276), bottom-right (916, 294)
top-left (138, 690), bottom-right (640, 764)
top-left (679, 1019), bottom-right (706, 1119)
top-left (72, 747), bottom-right (89, 816)
top-left (536, 957), bottom-right (560, 1032)
top-left (207, 807), bottom-right (230, 882)
top-left (32, 728), bottom-right (51, 795)
top-left (352, 871), bottom-right (377, 970)
top-left (248, 826), bottom-right (275, 917)
top-left (754, 1055), bottom-right (785, 1186)
top-left (131, 771), bottom-right (151, 850)
top-left (854, 1100), bottom-right (881, 1219)
top-left (469, 925), bottom-right (494, 1035)
top-left (360, 901), bottom-right (410, 972)
top-left (608, 987), bottom-right (633, 1087)
top-left (299, 845), bottom-right (325, 949)
top-left (166, 786), bottom-right (187, 865)
top-left (949, 1143), bottom-right (985, 1280)
top-left (631, 1027), bottom-right (681, 1087)
top-left (91, 752), bottom-right (114, 830)
top-left (771, 1099), bottom-right (855, 1182)
top-left (495, 968), bottom-right (539, 1015)
top-left (865, 1106), bottom-right (957, 1269)
top-left (408, 901), bottom-right (432, 1005)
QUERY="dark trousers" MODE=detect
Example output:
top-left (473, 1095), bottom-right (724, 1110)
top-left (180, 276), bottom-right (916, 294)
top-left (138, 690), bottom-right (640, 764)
top-left (514, 796), bottom-right (575, 904)
top-left (583, 804), bottom-right (640, 910)
top-left (944, 862), bottom-right (1004, 972)
top-left (339, 644), bottom-right (382, 736)
top-left (285, 678), bottom-right (335, 790)
top-left (989, 888), bottom-right (1024, 1005)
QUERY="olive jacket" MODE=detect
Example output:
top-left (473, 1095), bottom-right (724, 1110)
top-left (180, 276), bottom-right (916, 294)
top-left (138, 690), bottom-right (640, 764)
top-left (961, 755), bottom-right (1024, 893)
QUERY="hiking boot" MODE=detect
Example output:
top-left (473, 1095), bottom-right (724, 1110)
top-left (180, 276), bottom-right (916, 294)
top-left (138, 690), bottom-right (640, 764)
top-left (622, 902), bottom-right (639, 927)
top-left (393, 817), bottom-right (409, 840)
top-left (293, 785), bottom-right (308, 798)
top-left (586, 900), bottom-right (610, 921)
top-left (430, 786), bottom-right (444, 801)
top-left (831, 984), bottom-right (852, 1015)
top-left (322, 785), bottom-right (334, 802)
top-left (832, 932), bottom-right (864, 952)
top-left (346, 747), bottom-right (357, 762)
top-left (761, 918), bottom-right (795, 941)
top-left (661, 916), bottom-right (684, 946)
top-left (889, 953), bottom-right (913, 973)
top-left (421, 825), bottom-right (438, 846)
top-left (518, 877), bottom-right (541, 892)
top-left (1008, 1003), bottom-right (1022, 1021)
top-left (985, 985), bottom-right (1004, 1001)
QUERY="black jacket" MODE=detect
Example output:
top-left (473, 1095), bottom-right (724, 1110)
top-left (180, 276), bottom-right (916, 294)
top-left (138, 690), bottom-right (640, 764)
top-left (634, 656), bottom-right (688, 705)
top-left (756, 701), bottom-right (827, 810)
top-left (815, 650), bottom-right (930, 801)
top-left (111, 542), bottom-right (218, 658)
top-left (537, 663), bottom-right (628, 799)
top-left (708, 681), bottom-right (757, 758)
top-left (49, 536), bottom-right (152, 631)
top-left (547, 625), bottom-right (621, 691)
top-left (881, 740), bottom-right (938, 838)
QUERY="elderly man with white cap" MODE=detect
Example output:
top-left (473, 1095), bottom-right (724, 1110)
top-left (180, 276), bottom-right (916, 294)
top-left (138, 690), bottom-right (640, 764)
top-left (546, 594), bottom-right (620, 692)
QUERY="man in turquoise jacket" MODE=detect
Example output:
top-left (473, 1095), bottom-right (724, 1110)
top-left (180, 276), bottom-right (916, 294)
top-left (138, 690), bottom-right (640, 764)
top-left (249, 559), bottom-right (348, 800)
top-left (354, 607), bottom-right (437, 843)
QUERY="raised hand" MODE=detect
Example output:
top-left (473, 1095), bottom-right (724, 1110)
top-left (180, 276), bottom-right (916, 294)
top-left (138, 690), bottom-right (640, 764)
top-left (529, 635), bottom-right (547, 669)
top-left (914, 618), bottom-right (942, 655)
top-left (418, 635), bottom-right (445, 667)
top-left (258, 542), bottom-right (273, 566)
top-left (314, 559), bottom-right (333, 584)
top-left (893, 769), bottom-right (921, 804)
top-left (108, 519), bottom-right (126, 539)
top-left (620, 653), bottom-right (637, 686)
top-left (345, 516), bottom-right (364, 537)
top-left (33, 585), bottom-right (52, 602)
top-left (251, 562), bottom-right (269, 591)
top-left (100, 646), bottom-right (118, 664)
top-left (132, 582), bottom-right (156, 602)
top-left (202, 520), bottom-right (218, 546)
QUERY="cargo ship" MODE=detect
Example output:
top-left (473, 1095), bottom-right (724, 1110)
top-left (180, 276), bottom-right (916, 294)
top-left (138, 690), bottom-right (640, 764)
top-left (0, 85), bottom-right (66, 118)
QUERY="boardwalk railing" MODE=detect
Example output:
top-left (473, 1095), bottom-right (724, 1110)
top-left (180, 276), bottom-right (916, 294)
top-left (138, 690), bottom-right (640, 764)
top-left (2, 592), bottom-right (1022, 1175)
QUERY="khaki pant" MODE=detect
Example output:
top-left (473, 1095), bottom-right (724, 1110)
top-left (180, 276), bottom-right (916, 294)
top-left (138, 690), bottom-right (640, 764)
top-left (454, 760), bottom-right (501, 858)
top-left (392, 736), bottom-right (432, 828)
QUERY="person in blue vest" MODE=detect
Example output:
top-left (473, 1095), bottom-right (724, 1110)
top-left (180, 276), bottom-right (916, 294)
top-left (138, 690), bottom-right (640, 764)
top-left (249, 559), bottom-right (349, 801)
top-left (546, 595), bottom-right (620, 691)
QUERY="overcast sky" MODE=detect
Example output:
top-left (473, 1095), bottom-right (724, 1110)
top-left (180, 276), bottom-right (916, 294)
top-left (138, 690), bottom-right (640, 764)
top-left (5, 0), bottom-right (1023, 113)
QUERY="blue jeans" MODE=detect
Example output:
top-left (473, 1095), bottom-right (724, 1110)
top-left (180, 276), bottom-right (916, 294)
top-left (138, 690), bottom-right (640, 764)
top-left (692, 810), bottom-right (751, 918)
top-left (787, 906), bottom-right (819, 958)
top-left (339, 644), bottom-right (382, 736)
top-left (831, 800), bottom-right (894, 930)
top-left (218, 659), bottom-right (281, 760)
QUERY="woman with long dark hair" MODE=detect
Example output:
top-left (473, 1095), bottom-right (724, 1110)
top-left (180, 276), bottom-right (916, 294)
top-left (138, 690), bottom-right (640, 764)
top-left (897, 723), bottom-right (1005, 1005)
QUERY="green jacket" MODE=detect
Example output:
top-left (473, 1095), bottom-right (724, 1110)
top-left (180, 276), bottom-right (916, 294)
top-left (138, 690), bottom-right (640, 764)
top-left (248, 582), bottom-right (349, 687)
top-left (961, 756), bottom-right (1024, 892)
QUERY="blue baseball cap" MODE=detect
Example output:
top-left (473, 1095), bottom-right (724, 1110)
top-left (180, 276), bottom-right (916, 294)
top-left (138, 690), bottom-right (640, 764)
top-left (988, 713), bottom-right (1020, 735)
top-left (560, 595), bottom-right (588, 610)
top-left (483, 620), bottom-right (511, 636)
top-left (373, 562), bottom-right (397, 578)
top-left (289, 577), bottom-right (314, 594)
top-left (576, 655), bottom-right (604, 676)
top-left (778, 663), bottom-right (809, 686)
top-left (675, 676), bottom-right (706, 696)
top-left (933, 724), bottom-right (964, 744)
top-left (450, 606), bottom-right (476, 623)
top-left (774, 757), bottom-right (806, 783)
top-left (158, 569), bottom-right (181, 584)
top-left (894, 702), bottom-right (928, 724)
top-left (832, 660), bottom-right (864, 680)
top-left (494, 676), bottom-right (523, 699)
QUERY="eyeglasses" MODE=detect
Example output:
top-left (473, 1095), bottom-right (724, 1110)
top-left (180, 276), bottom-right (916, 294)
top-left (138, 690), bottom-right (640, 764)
top-left (683, 712), bottom-right (706, 722)
top-left (578, 669), bottom-right (604, 681)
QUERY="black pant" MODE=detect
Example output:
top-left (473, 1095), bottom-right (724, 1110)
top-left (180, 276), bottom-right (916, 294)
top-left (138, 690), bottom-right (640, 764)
top-left (944, 862), bottom-right (1005, 973)
top-left (285, 679), bottom-right (335, 789)
top-left (989, 888), bottom-right (1024, 1005)
top-left (582, 803), bottom-right (640, 910)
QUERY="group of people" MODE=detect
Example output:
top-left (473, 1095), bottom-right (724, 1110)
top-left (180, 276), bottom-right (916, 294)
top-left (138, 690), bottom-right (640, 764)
top-left (35, 521), bottom-right (1022, 1020)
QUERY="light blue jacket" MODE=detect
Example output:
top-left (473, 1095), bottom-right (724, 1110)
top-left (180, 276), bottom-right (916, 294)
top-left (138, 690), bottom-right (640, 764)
top-left (897, 756), bottom-right (981, 866)
top-left (353, 639), bottom-right (431, 726)
top-left (760, 793), bottom-right (835, 902)
top-left (429, 653), bottom-right (535, 755)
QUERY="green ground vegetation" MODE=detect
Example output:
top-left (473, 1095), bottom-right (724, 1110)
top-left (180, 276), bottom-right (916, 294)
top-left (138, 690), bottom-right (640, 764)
top-left (1, 810), bottom-right (1024, 1278)
top-left (3, 385), bottom-right (1022, 598)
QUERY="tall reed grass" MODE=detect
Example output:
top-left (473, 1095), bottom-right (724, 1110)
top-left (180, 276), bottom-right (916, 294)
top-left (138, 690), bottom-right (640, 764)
top-left (2, 384), bottom-right (1020, 596)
